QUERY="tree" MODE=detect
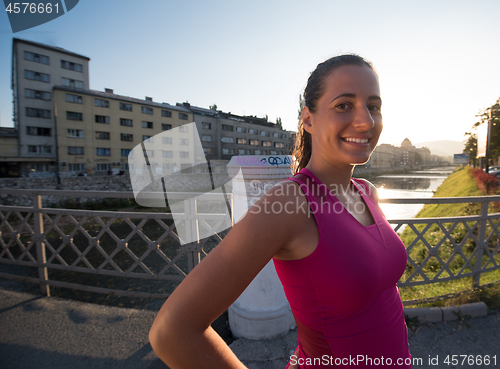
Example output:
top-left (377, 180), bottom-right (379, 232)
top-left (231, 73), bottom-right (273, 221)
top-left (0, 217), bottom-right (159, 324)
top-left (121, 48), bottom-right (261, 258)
top-left (276, 117), bottom-right (282, 129)
top-left (464, 98), bottom-right (500, 164)
top-left (209, 104), bottom-right (217, 111)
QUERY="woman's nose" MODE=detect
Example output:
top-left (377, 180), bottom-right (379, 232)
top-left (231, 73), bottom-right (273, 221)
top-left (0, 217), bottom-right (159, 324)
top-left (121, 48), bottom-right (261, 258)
top-left (352, 106), bottom-right (375, 129)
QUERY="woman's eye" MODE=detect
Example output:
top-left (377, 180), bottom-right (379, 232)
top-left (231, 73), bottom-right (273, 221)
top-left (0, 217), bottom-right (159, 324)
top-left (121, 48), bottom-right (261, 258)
top-left (336, 103), bottom-right (350, 110)
top-left (368, 105), bottom-right (381, 112)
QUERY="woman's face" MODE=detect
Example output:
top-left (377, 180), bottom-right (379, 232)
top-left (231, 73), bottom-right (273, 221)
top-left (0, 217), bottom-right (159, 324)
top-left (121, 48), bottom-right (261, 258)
top-left (302, 64), bottom-right (383, 168)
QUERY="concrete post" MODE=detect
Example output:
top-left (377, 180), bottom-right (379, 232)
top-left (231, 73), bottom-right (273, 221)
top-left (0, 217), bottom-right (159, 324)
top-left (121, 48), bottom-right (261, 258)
top-left (226, 155), bottom-right (296, 340)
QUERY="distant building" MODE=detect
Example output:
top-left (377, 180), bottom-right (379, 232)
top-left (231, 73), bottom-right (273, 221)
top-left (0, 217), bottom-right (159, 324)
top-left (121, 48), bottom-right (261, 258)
top-left (10, 38), bottom-right (90, 176)
top-left (0, 127), bottom-right (20, 177)
top-left (178, 103), bottom-right (293, 162)
top-left (7, 38), bottom-right (297, 177)
top-left (370, 143), bottom-right (398, 168)
top-left (53, 87), bottom-right (193, 175)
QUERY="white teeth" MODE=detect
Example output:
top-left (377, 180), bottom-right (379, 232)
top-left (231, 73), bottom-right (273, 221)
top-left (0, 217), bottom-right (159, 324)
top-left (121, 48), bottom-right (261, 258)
top-left (343, 137), bottom-right (369, 143)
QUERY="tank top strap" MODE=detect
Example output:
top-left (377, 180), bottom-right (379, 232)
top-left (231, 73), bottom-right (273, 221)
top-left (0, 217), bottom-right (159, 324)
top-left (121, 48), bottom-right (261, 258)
top-left (351, 177), bottom-right (377, 205)
top-left (284, 170), bottom-right (326, 229)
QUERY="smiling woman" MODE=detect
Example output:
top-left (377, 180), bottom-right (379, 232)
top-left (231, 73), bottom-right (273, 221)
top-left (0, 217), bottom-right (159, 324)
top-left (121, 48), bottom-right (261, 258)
top-left (149, 55), bottom-right (411, 369)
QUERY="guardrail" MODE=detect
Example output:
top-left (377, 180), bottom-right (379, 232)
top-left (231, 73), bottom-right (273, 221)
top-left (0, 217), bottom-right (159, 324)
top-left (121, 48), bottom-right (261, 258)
top-left (1, 189), bottom-right (499, 303)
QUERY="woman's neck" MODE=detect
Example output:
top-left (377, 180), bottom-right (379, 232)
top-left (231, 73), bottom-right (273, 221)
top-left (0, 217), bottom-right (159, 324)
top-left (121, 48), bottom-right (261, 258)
top-left (304, 158), bottom-right (354, 197)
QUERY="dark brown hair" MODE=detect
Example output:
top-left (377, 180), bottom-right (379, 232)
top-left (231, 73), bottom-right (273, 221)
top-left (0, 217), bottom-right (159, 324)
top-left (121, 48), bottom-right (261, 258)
top-left (291, 54), bottom-right (374, 174)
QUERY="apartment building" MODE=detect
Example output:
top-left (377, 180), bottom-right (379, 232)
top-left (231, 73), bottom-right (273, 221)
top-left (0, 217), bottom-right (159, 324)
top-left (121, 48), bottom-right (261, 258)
top-left (11, 38), bottom-right (90, 175)
top-left (0, 127), bottom-right (20, 177)
top-left (7, 38), bottom-right (297, 178)
top-left (180, 103), bottom-right (293, 161)
top-left (53, 87), bottom-right (193, 175)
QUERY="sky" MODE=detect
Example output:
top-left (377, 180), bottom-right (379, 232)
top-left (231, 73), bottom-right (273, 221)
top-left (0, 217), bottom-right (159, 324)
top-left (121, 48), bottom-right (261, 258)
top-left (1, 0), bottom-right (500, 149)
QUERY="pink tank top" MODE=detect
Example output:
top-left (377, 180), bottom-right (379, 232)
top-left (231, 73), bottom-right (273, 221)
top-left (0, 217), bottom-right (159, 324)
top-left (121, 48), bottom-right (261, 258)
top-left (273, 168), bottom-right (411, 368)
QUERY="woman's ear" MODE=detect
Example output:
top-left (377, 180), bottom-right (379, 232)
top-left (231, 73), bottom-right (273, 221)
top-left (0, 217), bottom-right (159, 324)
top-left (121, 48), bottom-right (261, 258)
top-left (302, 106), bottom-right (314, 134)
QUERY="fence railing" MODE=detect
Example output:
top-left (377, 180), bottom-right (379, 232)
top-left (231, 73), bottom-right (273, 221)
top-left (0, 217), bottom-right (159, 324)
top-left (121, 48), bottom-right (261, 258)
top-left (1, 189), bottom-right (499, 302)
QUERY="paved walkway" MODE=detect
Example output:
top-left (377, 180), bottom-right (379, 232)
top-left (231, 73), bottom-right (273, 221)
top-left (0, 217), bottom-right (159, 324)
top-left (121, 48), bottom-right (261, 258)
top-left (1, 288), bottom-right (499, 369)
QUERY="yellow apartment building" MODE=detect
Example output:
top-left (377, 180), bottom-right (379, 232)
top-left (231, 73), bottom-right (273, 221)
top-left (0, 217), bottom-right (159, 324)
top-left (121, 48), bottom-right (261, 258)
top-left (53, 87), bottom-right (193, 175)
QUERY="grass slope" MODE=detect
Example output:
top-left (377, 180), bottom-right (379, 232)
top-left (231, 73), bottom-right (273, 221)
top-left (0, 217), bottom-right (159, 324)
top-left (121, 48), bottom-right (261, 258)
top-left (398, 167), bottom-right (500, 308)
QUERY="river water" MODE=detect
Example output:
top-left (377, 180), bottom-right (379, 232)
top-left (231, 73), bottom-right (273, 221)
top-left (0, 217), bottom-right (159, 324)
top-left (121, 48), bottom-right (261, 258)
top-left (369, 167), bottom-right (456, 220)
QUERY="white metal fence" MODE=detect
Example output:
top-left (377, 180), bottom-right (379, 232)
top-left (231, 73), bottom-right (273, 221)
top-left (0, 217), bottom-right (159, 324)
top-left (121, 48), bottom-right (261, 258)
top-left (0, 189), bottom-right (499, 302)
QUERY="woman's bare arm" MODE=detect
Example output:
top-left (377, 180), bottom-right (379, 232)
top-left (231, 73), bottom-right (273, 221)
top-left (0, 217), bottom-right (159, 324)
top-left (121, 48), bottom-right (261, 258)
top-left (149, 181), bottom-right (303, 368)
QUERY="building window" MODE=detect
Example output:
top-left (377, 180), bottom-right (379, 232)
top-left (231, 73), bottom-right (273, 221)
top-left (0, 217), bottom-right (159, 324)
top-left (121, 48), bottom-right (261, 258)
top-left (94, 98), bottom-right (109, 108)
top-left (250, 139), bottom-right (259, 146)
top-left (162, 123), bottom-right (172, 131)
top-left (262, 141), bottom-right (272, 147)
top-left (163, 163), bottom-right (174, 170)
top-left (201, 135), bottom-right (212, 142)
top-left (121, 133), bottom-right (133, 142)
top-left (65, 93), bottom-right (82, 104)
top-left (66, 111), bottom-right (83, 121)
top-left (28, 145), bottom-right (51, 154)
top-left (32, 163), bottom-right (49, 172)
top-left (237, 138), bottom-right (247, 144)
top-left (26, 108), bottom-right (51, 118)
top-left (68, 163), bottom-right (85, 171)
top-left (26, 89), bottom-right (51, 101)
top-left (179, 138), bottom-right (189, 145)
top-left (260, 130), bottom-right (270, 137)
top-left (120, 118), bottom-right (133, 127)
top-left (222, 124), bottom-right (233, 131)
top-left (202, 122), bottom-right (211, 130)
top-left (96, 148), bottom-right (111, 156)
top-left (61, 60), bottom-right (83, 72)
top-left (142, 121), bottom-right (153, 129)
top-left (68, 146), bottom-right (84, 155)
top-left (61, 77), bottom-right (83, 89)
top-left (180, 151), bottom-right (189, 158)
top-left (95, 115), bottom-right (110, 124)
top-left (273, 132), bottom-right (279, 138)
top-left (221, 136), bottom-right (234, 143)
top-left (238, 149), bottom-right (246, 155)
top-left (179, 125), bottom-right (188, 133)
top-left (162, 150), bottom-right (173, 158)
top-left (26, 126), bottom-right (51, 136)
top-left (121, 149), bottom-right (132, 157)
top-left (67, 129), bottom-right (84, 138)
top-left (248, 128), bottom-right (258, 135)
top-left (24, 51), bottom-right (49, 64)
top-left (161, 110), bottom-right (171, 117)
top-left (179, 113), bottom-right (188, 120)
top-left (95, 131), bottom-right (110, 140)
top-left (142, 135), bottom-right (154, 143)
top-left (96, 164), bottom-right (111, 171)
top-left (236, 127), bottom-right (246, 133)
top-left (274, 142), bottom-right (285, 148)
top-left (270, 150), bottom-right (277, 155)
top-left (254, 149), bottom-right (261, 155)
top-left (204, 148), bottom-right (212, 155)
top-left (25, 70), bottom-right (50, 83)
top-left (120, 103), bottom-right (133, 111)
top-left (142, 106), bottom-right (153, 115)
top-left (145, 150), bottom-right (154, 157)
top-left (162, 137), bottom-right (172, 144)
top-left (222, 148), bottom-right (234, 155)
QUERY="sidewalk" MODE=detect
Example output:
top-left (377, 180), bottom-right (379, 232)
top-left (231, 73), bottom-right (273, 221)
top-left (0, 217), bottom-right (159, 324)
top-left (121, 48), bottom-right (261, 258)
top-left (1, 288), bottom-right (499, 369)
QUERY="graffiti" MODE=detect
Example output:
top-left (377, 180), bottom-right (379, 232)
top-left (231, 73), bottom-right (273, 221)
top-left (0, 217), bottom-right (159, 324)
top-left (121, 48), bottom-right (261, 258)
top-left (260, 155), bottom-right (291, 167)
top-left (249, 180), bottom-right (274, 192)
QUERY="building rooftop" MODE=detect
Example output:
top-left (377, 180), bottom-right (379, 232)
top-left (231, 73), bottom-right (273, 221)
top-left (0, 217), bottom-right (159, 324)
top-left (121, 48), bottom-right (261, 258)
top-left (53, 86), bottom-right (192, 113)
top-left (0, 127), bottom-right (18, 138)
top-left (178, 102), bottom-right (283, 129)
top-left (13, 38), bottom-right (91, 61)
